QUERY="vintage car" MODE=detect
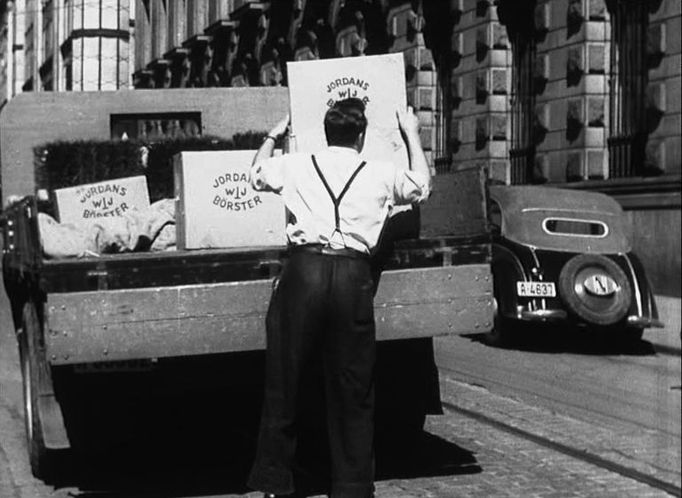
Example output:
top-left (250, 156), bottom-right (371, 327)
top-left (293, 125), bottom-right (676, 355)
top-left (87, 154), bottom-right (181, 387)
top-left (487, 185), bottom-right (663, 345)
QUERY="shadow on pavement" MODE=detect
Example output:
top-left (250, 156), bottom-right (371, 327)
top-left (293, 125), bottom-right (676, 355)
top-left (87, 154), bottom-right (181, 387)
top-left (375, 431), bottom-right (481, 481)
top-left (463, 326), bottom-right (659, 356)
top-left (46, 417), bottom-right (479, 498)
top-left (44, 350), bottom-right (479, 498)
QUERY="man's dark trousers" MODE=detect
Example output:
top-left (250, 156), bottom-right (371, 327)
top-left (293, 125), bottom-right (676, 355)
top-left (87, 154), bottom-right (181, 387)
top-left (248, 247), bottom-right (376, 498)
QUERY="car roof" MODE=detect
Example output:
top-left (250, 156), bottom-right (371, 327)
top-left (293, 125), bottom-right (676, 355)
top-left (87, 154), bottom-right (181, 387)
top-left (489, 185), bottom-right (624, 215)
top-left (488, 185), bottom-right (632, 254)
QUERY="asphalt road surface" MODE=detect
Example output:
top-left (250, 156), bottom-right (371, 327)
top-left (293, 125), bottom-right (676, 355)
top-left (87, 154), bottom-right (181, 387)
top-left (434, 327), bottom-right (681, 438)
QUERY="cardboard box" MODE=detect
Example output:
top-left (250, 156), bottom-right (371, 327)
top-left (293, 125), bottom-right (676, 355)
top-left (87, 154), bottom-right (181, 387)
top-left (287, 53), bottom-right (408, 169)
top-left (174, 150), bottom-right (286, 250)
top-left (54, 176), bottom-right (150, 224)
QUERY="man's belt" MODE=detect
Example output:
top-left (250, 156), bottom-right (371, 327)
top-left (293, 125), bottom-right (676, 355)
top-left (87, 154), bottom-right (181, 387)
top-left (290, 244), bottom-right (370, 259)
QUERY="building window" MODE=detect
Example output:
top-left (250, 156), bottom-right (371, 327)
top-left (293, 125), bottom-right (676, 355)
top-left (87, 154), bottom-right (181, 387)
top-left (433, 72), bottom-right (451, 174)
top-left (607, 0), bottom-right (648, 178)
top-left (64, 0), bottom-right (73, 34)
top-left (111, 112), bottom-right (202, 140)
top-left (421, 1), bottom-right (458, 175)
top-left (135, 0), bottom-right (153, 73)
top-left (64, 57), bottom-right (73, 90)
top-left (42, 0), bottom-right (53, 59)
top-left (504, 1), bottom-right (538, 185)
top-left (24, 19), bottom-right (34, 86)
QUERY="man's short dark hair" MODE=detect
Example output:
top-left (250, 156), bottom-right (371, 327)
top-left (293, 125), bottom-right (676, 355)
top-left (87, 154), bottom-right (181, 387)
top-left (324, 98), bottom-right (368, 147)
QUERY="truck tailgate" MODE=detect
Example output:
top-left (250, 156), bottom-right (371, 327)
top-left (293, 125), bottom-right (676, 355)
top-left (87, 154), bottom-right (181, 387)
top-left (45, 263), bottom-right (492, 365)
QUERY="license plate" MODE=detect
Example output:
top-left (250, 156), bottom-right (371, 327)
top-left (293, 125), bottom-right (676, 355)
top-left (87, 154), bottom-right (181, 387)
top-left (517, 281), bottom-right (556, 297)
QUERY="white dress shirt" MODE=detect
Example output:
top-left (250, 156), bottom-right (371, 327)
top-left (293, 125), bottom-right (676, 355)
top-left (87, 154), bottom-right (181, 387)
top-left (250, 146), bottom-right (430, 254)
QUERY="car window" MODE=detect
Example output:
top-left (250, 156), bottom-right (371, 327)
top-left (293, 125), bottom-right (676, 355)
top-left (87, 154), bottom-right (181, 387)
top-left (543, 217), bottom-right (608, 237)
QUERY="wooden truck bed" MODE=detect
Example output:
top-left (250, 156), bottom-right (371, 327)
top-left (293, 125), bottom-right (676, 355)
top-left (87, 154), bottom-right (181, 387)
top-left (2, 191), bottom-right (493, 367)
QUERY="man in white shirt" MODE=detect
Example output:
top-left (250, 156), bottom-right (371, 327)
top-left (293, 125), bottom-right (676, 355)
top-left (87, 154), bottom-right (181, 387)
top-left (247, 98), bottom-right (431, 498)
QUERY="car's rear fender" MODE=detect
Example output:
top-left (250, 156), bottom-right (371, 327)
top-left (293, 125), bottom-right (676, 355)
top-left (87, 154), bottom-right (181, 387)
top-left (614, 252), bottom-right (660, 323)
top-left (532, 250), bottom-right (572, 284)
top-left (492, 242), bottom-right (529, 319)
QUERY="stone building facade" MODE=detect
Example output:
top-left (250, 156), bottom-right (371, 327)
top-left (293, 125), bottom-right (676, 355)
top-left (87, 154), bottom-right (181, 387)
top-left (130, 0), bottom-right (449, 172)
top-left (2, 0), bottom-right (678, 184)
top-left (128, 1), bottom-right (680, 181)
top-left (496, 0), bottom-right (680, 295)
top-left (498, 0), bottom-right (680, 182)
top-left (0, 0), bottom-right (133, 105)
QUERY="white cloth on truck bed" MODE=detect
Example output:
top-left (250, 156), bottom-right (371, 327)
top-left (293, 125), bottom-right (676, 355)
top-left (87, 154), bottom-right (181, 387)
top-left (39, 199), bottom-right (176, 258)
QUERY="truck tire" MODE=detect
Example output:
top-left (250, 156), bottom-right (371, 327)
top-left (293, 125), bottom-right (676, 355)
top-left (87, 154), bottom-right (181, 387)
top-left (18, 301), bottom-right (56, 480)
top-left (485, 296), bottom-right (512, 347)
top-left (486, 262), bottom-right (518, 347)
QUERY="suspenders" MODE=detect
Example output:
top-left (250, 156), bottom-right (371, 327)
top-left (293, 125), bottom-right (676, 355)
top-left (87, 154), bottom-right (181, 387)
top-left (311, 155), bottom-right (367, 235)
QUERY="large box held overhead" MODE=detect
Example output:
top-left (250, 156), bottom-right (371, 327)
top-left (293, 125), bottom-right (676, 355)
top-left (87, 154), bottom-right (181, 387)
top-left (287, 53), bottom-right (408, 169)
top-left (174, 150), bottom-right (286, 250)
top-left (53, 176), bottom-right (150, 224)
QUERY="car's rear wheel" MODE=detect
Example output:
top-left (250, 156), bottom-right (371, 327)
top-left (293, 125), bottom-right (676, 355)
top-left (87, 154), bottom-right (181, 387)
top-left (558, 254), bottom-right (632, 326)
top-left (623, 327), bottom-right (644, 343)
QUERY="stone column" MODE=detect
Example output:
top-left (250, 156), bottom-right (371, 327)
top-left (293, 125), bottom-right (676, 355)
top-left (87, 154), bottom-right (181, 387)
top-left (387, 2), bottom-right (439, 174)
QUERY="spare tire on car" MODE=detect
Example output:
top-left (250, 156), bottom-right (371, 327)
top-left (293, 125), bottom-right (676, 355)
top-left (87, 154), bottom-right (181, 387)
top-left (558, 254), bottom-right (631, 326)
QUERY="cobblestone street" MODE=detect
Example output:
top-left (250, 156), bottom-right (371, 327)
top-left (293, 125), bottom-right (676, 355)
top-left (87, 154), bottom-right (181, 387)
top-left (241, 375), bottom-right (680, 498)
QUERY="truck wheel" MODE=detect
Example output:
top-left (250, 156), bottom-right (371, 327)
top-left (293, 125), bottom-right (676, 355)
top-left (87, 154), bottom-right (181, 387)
top-left (485, 297), bottom-right (512, 347)
top-left (18, 302), bottom-right (55, 480)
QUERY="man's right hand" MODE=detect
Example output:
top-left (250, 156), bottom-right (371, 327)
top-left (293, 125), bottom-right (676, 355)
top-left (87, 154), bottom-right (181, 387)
top-left (397, 106), bottom-right (420, 138)
top-left (396, 105), bottom-right (431, 192)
